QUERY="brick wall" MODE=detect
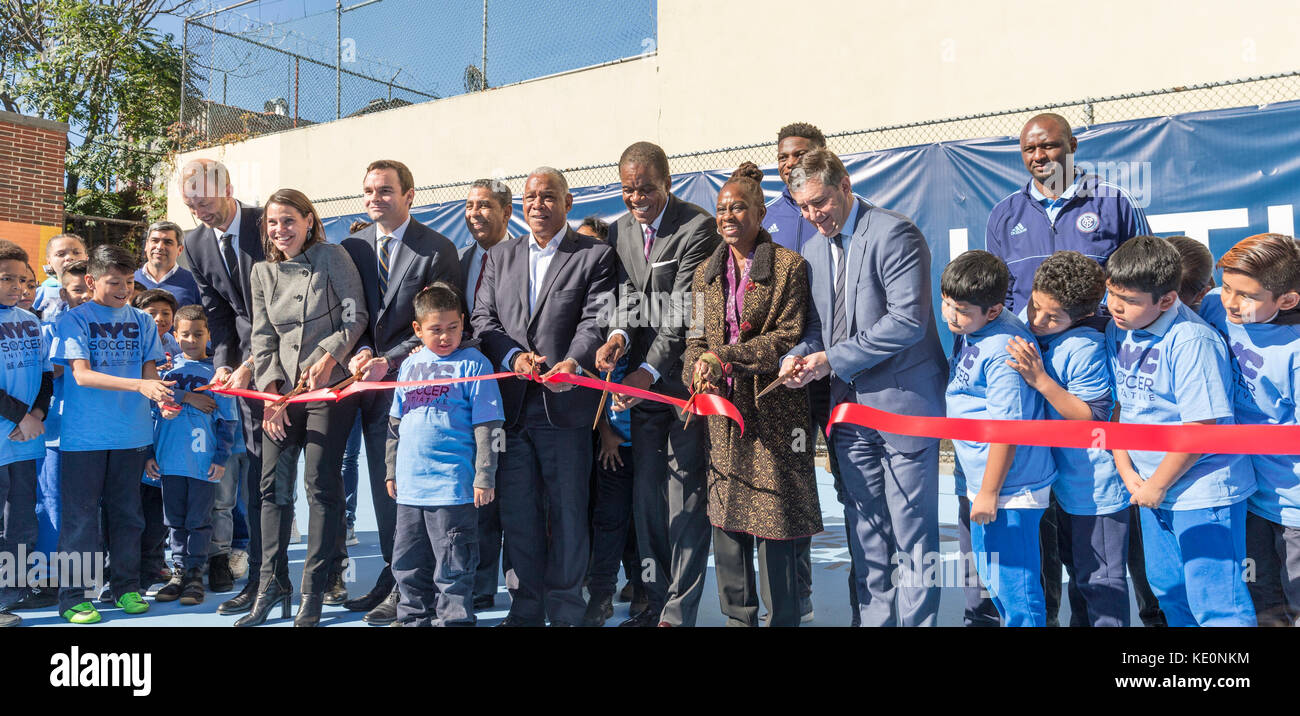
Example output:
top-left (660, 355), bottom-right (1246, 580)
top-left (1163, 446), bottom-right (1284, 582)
top-left (0, 111), bottom-right (68, 270)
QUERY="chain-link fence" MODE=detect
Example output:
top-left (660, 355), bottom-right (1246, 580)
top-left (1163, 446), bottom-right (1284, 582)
top-left (307, 70), bottom-right (1300, 219)
top-left (178, 0), bottom-right (657, 147)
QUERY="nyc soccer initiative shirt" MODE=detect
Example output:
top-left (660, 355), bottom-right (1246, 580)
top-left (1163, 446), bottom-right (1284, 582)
top-left (0, 304), bottom-right (50, 466)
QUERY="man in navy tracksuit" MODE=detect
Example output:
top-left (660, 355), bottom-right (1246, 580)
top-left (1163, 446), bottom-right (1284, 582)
top-left (984, 111), bottom-right (1154, 627)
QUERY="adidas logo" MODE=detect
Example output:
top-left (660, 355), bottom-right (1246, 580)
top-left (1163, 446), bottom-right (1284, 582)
top-left (768, 223), bottom-right (780, 233)
top-left (1010, 223), bottom-right (1027, 236)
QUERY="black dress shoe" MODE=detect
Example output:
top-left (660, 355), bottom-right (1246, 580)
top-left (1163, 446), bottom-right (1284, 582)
top-left (617, 582), bottom-right (634, 603)
top-left (472, 594), bottom-right (496, 611)
top-left (322, 572), bottom-right (348, 606)
top-left (619, 608), bottom-right (661, 627)
top-left (343, 584), bottom-right (388, 612)
top-left (630, 587), bottom-right (649, 616)
top-left (582, 594), bottom-right (614, 627)
top-left (549, 619), bottom-right (575, 627)
top-left (362, 589), bottom-right (399, 625)
top-left (495, 614), bottom-right (544, 627)
top-left (4, 587), bottom-right (57, 611)
top-left (217, 578), bottom-right (259, 615)
top-left (208, 555), bottom-right (235, 593)
top-left (233, 580), bottom-right (291, 627)
top-left (295, 592), bottom-right (323, 627)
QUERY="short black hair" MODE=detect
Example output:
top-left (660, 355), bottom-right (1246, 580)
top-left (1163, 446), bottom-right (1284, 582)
top-left (61, 259), bottom-right (89, 282)
top-left (412, 281), bottom-right (463, 321)
top-left (941, 250), bottom-right (1009, 311)
top-left (87, 244), bottom-right (136, 277)
top-left (777, 122), bottom-right (827, 148)
top-left (174, 304), bottom-right (207, 325)
top-left (579, 215), bottom-right (609, 240)
top-left (618, 141), bottom-right (671, 187)
top-left (1032, 251), bottom-right (1106, 320)
top-left (0, 240), bottom-right (29, 264)
top-left (1105, 235), bottom-right (1181, 301)
top-left (133, 288), bottom-right (178, 313)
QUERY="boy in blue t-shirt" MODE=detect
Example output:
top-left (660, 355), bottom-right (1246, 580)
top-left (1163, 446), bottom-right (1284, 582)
top-left (386, 283), bottom-right (504, 626)
top-left (146, 305), bottom-right (237, 606)
top-left (1198, 233), bottom-right (1300, 626)
top-left (0, 241), bottom-right (55, 626)
top-left (31, 233), bottom-right (87, 322)
top-left (133, 289), bottom-right (182, 368)
top-left (1007, 251), bottom-right (1131, 626)
top-left (51, 244), bottom-right (173, 624)
top-left (583, 356), bottom-right (637, 626)
top-left (941, 250), bottom-right (1057, 627)
top-left (1105, 235), bottom-right (1257, 627)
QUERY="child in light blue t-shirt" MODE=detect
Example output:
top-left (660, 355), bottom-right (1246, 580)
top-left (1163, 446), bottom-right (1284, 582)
top-left (1105, 235), bottom-right (1256, 627)
top-left (942, 250), bottom-right (1056, 627)
top-left (386, 283), bottom-right (504, 626)
top-left (0, 242), bottom-right (55, 621)
top-left (1008, 251), bottom-right (1130, 627)
top-left (146, 305), bottom-right (237, 606)
top-left (1199, 233), bottom-right (1300, 626)
top-left (50, 245), bottom-right (173, 624)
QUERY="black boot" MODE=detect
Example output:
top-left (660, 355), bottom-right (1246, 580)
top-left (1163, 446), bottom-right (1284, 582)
top-left (217, 575), bottom-right (259, 615)
top-left (233, 579), bottom-right (291, 627)
top-left (322, 571), bottom-right (348, 606)
top-left (208, 555), bottom-right (235, 593)
top-left (179, 568), bottom-right (206, 606)
top-left (295, 592), bottom-right (323, 627)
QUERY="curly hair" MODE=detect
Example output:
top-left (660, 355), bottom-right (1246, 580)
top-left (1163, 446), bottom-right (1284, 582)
top-left (1032, 251), bottom-right (1106, 319)
top-left (723, 162), bottom-right (766, 207)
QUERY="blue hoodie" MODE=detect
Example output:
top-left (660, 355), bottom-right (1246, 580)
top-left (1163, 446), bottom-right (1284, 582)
top-left (764, 186), bottom-right (820, 254)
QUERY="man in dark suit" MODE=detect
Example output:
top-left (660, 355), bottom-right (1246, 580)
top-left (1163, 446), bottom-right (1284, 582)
top-left (178, 158), bottom-right (267, 615)
top-left (593, 142), bottom-right (718, 627)
top-left (471, 167), bottom-right (617, 627)
top-left (340, 159), bottom-right (460, 624)
top-left (458, 178), bottom-right (513, 611)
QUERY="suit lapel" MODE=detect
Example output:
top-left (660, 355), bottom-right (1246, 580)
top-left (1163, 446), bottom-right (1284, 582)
top-left (844, 199), bottom-right (870, 335)
top-left (529, 229), bottom-right (576, 324)
top-left (619, 214), bottom-right (649, 291)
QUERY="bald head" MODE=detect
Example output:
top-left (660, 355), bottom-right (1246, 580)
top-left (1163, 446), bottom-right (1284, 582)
top-left (1019, 113), bottom-right (1078, 198)
top-left (179, 158), bottom-right (238, 231)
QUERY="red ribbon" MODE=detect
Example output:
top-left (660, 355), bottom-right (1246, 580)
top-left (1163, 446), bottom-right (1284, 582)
top-left (827, 403), bottom-right (1300, 455)
top-left (211, 370), bottom-right (745, 432)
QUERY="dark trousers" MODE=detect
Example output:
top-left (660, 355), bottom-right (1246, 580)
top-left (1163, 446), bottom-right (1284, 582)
top-left (957, 495), bottom-right (1001, 627)
top-left (237, 397), bottom-right (265, 578)
top-left (393, 502), bottom-right (478, 626)
top-left (57, 447), bottom-right (149, 611)
top-left (1245, 510), bottom-right (1300, 627)
top-left (713, 526), bottom-right (800, 627)
top-left (474, 494), bottom-right (505, 601)
top-left (258, 398), bottom-right (353, 595)
top-left (1059, 507), bottom-right (1131, 627)
top-left (630, 402), bottom-right (710, 626)
top-left (139, 483), bottom-right (168, 580)
top-left (808, 378), bottom-right (852, 617)
top-left (349, 390), bottom-right (398, 593)
top-left (0, 459), bottom-right (38, 604)
top-left (1126, 504), bottom-right (1167, 626)
top-left (588, 442), bottom-right (634, 599)
top-left (1039, 494), bottom-right (1063, 626)
top-left (498, 397), bottom-right (591, 625)
top-left (161, 476), bottom-right (218, 571)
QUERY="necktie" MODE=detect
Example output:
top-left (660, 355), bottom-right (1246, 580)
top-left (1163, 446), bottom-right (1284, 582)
top-left (377, 235), bottom-right (393, 297)
top-left (219, 233), bottom-right (243, 310)
top-left (643, 225), bottom-right (656, 261)
top-left (472, 251), bottom-right (486, 311)
top-left (830, 233), bottom-right (847, 346)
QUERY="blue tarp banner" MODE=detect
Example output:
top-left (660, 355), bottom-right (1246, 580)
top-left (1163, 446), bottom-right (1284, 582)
top-left (319, 99), bottom-right (1300, 348)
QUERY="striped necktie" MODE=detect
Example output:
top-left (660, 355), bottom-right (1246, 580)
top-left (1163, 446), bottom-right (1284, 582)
top-left (830, 233), bottom-right (847, 345)
top-left (377, 234), bottom-right (393, 296)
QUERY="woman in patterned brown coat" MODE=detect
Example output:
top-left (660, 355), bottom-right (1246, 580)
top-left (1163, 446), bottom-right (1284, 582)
top-left (682, 163), bottom-right (821, 627)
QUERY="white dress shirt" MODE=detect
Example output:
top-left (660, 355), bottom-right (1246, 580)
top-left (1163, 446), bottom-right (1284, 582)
top-left (527, 229), bottom-right (560, 314)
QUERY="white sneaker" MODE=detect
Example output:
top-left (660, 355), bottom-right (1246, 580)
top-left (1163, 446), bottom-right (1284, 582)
top-left (346, 527), bottom-right (359, 546)
top-left (228, 549), bottom-right (249, 580)
top-left (290, 518), bottom-right (301, 544)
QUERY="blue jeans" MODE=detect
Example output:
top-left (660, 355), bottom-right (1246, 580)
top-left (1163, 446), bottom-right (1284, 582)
top-left (35, 447), bottom-right (60, 557)
top-left (971, 506), bottom-right (1046, 627)
top-left (341, 414), bottom-right (362, 530)
top-left (1139, 502), bottom-right (1257, 626)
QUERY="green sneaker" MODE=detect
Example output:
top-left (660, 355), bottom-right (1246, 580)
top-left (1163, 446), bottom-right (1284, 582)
top-left (115, 592), bottom-right (150, 615)
top-left (62, 602), bottom-right (102, 624)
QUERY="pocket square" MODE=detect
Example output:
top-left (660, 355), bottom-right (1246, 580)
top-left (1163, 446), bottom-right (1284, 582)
top-left (650, 259), bottom-right (677, 268)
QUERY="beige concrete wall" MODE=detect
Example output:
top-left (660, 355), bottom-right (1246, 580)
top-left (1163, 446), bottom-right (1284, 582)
top-left (169, 0), bottom-right (1300, 223)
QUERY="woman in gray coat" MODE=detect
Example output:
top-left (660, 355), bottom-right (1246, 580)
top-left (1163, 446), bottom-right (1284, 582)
top-left (235, 188), bottom-right (368, 627)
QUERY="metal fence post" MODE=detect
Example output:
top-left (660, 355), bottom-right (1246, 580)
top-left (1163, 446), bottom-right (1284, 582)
top-left (179, 19), bottom-right (187, 134)
top-left (482, 0), bottom-right (489, 90)
top-left (336, 0), bottom-right (342, 119)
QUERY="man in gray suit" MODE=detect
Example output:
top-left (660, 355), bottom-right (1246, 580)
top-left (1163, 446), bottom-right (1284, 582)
top-left (458, 177), bottom-right (512, 610)
top-left (471, 167), bottom-right (617, 626)
top-left (594, 142), bottom-right (718, 627)
top-left (782, 148), bottom-right (947, 627)
top-left (340, 159), bottom-right (460, 623)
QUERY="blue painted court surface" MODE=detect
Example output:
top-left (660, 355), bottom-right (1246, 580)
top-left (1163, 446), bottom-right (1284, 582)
top-left (20, 460), bottom-right (1144, 627)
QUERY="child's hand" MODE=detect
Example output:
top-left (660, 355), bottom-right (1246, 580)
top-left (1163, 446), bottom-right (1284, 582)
top-left (970, 491), bottom-right (999, 525)
top-left (1117, 464), bottom-right (1145, 497)
top-left (139, 379), bottom-right (176, 403)
top-left (1005, 336), bottom-right (1048, 390)
top-left (1130, 481), bottom-right (1167, 509)
top-left (597, 428), bottom-right (624, 471)
top-left (474, 487), bottom-right (495, 508)
top-left (208, 463), bottom-right (225, 481)
top-left (182, 391), bottom-right (217, 414)
top-left (8, 413), bottom-right (45, 442)
top-left (145, 459), bottom-right (161, 479)
top-left (386, 479), bottom-right (397, 500)
top-left (159, 403), bottom-right (182, 420)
